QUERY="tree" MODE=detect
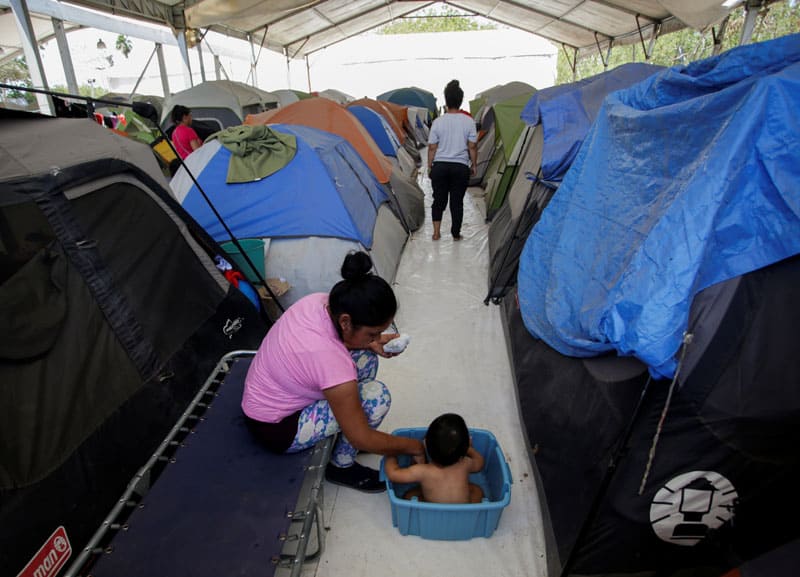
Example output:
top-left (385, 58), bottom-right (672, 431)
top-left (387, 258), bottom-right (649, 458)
top-left (378, 5), bottom-right (496, 34)
top-left (116, 34), bottom-right (133, 58)
top-left (0, 57), bottom-right (35, 106)
top-left (556, 1), bottom-right (800, 84)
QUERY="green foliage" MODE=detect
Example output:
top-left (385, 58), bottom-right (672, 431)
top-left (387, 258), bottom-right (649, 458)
top-left (378, 6), bottom-right (496, 34)
top-left (556, 1), bottom-right (800, 83)
top-left (0, 57), bottom-right (35, 104)
top-left (116, 34), bottom-right (133, 58)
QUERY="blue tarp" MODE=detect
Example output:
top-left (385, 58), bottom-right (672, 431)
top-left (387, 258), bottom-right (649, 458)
top-left (181, 124), bottom-right (388, 247)
top-left (521, 63), bottom-right (662, 184)
top-left (348, 105), bottom-right (400, 157)
top-left (518, 34), bottom-right (800, 379)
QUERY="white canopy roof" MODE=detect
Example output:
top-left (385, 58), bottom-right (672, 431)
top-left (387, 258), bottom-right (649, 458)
top-left (3, 0), bottom-right (751, 61)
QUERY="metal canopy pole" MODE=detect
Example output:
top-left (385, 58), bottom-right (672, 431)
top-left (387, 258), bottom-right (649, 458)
top-left (52, 17), bottom-right (78, 94)
top-left (740, 1), bottom-right (760, 45)
top-left (156, 43), bottom-right (170, 96)
top-left (129, 45), bottom-right (158, 97)
top-left (9, 0), bottom-right (53, 114)
top-left (712, 16), bottom-right (730, 55)
top-left (305, 54), bottom-right (312, 93)
top-left (248, 33), bottom-right (258, 87)
top-left (214, 54), bottom-right (222, 80)
top-left (197, 41), bottom-right (207, 82)
top-left (176, 31), bottom-right (194, 87)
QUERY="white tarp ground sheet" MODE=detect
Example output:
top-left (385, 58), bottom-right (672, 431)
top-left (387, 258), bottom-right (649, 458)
top-left (298, 171), bottom-right (549, 577)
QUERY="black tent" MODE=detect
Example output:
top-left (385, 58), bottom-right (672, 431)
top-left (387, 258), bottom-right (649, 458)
top-left (501, 253), bottom-right (800, 575)
top-left (0, 112), bottom-right (268, 576)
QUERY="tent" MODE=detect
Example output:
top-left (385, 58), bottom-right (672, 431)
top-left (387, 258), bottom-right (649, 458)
top-left (347, 105), bottom-right (417, 178)
top-left (315, 88), bottom-right (354, 105)
top-left (350, 98), bottom-right (423, 165)
top-left (470, 81), bottom-right (535, 119)
top-left (161, 80), bottom-right (280, 131)
top-left (479, 91), bottom-right (535, 220)
top-left (377, 86), bottom-right (438, 123)
top-left (349, 97), bottom-right (406, 143)
top-left (520, 62), bottom-right (662, 185)
top-left (405, 105), bottom-right (429, 147)
top-left (518, 34), bottom-right (800, 378)
top-left (486, 63), bottom-right (661, 303)
top-left (0, 111), bottom-right (268, 577)
top-left (245, 99), bottom-right (424, 231)
top-left (245, 97), bottom-right (393, 183)
top-left (170, 124), bottom-right (410, 307)
top-left (271, 88), bottom-right (301, 107)
top-left (505, 34), bottom-right (800, 575)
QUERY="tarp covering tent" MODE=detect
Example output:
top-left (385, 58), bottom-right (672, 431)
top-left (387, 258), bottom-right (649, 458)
top-left (170, 124), bottom-right (409, 306)
top-left (486, 64), bottom-right (661, 303)
top-left (518, 34), bottom-right (800, 379)
top-left (377, 86), bottom-right (438, 123)
top-left (244, 99), bottom-right (424, 231)
top-left (161, 80), bottom-right (280, 131)
top-left (481, 91), bottom-right (535, 220)
top-left (0, 111), bottom-right (267, 577)
top-left (520, 63), bottom-right (662, 185)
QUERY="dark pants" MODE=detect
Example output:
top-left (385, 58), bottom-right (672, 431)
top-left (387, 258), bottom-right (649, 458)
top-left (430, 161), bottom-right (470, 236)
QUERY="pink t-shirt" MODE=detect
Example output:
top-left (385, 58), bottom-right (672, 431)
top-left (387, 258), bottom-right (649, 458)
top-left (172, 124), bottom-right (200, 159)
top-left (242, 293), bottom-right (357, 423)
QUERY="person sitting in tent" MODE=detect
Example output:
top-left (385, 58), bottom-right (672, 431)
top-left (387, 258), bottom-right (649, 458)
top-left (241, 251), bottom-right (424, 492)
top-left (427, 79), bottom-right (477, 241)
top-left (170, 105), bottom-right (203, 159)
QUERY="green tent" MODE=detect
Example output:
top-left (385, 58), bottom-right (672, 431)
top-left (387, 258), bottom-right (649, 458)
top-left (483, 91), bottom-right (535, 219)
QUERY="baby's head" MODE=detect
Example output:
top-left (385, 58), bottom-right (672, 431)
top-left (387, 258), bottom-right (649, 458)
top-left (425, 413), bottom-right (469, 466)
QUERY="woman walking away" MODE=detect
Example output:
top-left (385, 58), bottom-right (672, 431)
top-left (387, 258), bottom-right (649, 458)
top-left (427, 80), bottom-right (478, 241)
top-left (242, 251), bottom-right (424, 492)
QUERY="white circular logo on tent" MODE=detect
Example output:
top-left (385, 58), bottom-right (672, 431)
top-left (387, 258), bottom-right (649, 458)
top-left (650, 470), bottom-right (737, 546)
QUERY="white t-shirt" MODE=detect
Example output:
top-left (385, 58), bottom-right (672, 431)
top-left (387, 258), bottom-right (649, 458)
top-left (429, 112), bottom-right (477, 166)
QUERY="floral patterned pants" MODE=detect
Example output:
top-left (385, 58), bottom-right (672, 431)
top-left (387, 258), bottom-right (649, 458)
top-left (286, 350), bottom-right (391, 467)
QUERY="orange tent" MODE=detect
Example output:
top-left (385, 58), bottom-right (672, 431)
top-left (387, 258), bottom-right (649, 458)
top-left (348, 98), bottom-right (406, 144)
top-left (245, 97), bottom-right (393, 184)
top-left (379, 100), bottom-right (414, 137)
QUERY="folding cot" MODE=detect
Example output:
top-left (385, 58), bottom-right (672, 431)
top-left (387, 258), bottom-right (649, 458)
top-left (64, 352), bottom-right (333, 577)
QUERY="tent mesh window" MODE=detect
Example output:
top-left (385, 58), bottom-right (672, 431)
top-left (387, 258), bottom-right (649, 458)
top-left (0, 201), bottom-right (57, 285)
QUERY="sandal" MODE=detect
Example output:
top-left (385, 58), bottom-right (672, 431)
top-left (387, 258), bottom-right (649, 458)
top-left (325, 462), bottom-right (386, 493)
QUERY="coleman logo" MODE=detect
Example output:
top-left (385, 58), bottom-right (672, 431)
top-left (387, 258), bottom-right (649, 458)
top-left (223, 317), bottom-right (244, 339)
top-left (17, 526), bottom-right (71, 577)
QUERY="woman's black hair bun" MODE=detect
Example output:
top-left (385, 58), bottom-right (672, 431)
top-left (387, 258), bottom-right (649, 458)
top-left (341, 251), bottom-right (373, 281)
top-left (447, 79), bottom-right (460, 89)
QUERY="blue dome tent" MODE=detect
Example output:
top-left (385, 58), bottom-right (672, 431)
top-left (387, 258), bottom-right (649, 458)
top-left (171, 124), bottom-right (408, 307)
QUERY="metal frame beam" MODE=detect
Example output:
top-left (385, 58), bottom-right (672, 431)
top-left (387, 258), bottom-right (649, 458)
top-left (9, 0), bottom-right (52, 114)
top-left (52, 17), bottom-right (78, 93)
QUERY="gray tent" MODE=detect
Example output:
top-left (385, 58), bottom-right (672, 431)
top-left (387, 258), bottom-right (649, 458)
top-left (162, 80), bottom-right (280, 131)
top-left (0, 111), bottom-right (267, 577)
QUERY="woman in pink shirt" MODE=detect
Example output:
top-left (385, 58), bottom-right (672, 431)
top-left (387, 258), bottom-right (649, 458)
top-left (242, 252), bottom-right (424, 492)
top-left (170, 105), bottom-right (202, 159)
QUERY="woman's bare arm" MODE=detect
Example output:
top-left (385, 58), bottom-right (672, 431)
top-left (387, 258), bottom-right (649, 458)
top-left (324, 381), bottom-right (425, 457)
